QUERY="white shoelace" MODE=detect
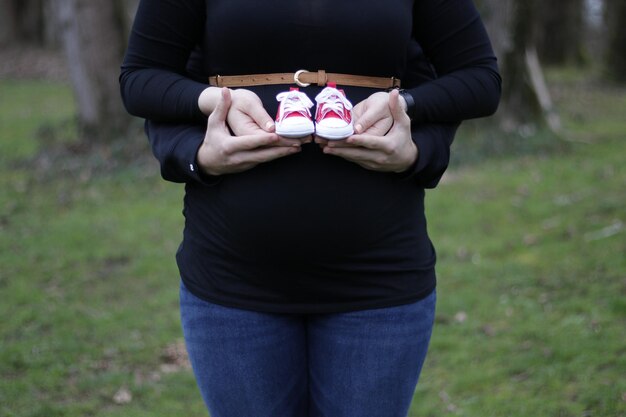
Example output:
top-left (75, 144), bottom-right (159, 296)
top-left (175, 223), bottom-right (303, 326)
top-left (276, 90), bottom-right (314, 122)
top-left (315, 87), bottom-right (353, 120)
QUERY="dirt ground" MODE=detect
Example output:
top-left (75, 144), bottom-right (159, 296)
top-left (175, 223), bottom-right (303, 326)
top-left (0, 45), bottom-right (69, 81)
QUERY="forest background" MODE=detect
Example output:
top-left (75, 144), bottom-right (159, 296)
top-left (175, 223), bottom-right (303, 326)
top-left (0, 0), bottom-right (624, 416)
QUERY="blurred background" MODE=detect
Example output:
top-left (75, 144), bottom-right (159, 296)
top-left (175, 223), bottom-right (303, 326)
top-left (0, 1), bottom-right (624, 416)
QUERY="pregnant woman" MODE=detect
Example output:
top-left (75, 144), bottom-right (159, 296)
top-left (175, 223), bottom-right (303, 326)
top-left (120, 1), bottom-right (501, 416)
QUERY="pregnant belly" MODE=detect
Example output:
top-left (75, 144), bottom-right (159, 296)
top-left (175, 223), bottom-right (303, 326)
top-left (188, 145), bottom-right (424, 262)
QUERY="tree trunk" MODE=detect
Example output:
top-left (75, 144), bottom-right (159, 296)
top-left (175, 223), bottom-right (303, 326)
top-left (605, 0), bottom-right (626, 82)
top-left (536, 0), bottom-right (586, 66)
top-left (120, 0), bottom-right (140, 40)
top-left (500, 0), bottom-right (540, 128)
top-left (0, 0), bottom-right (19, 46)
top-left (0, 0), bottom-right (46, 45)
top-left (43, 0), bottom-right (61, 47)
top-left (17, 0), bottom-right (44, 44)
top-left (55, 0), bottom-right (130, 141)
top-left (477, 0), bottom-right (560, 132)
top-left (474, 0), bottom-right (515, 66)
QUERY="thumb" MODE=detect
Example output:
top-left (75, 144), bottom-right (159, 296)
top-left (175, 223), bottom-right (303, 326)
top-left (388, 89), bottom-right (409, 124)
top-left (209, 87), bottom-right (232, 126)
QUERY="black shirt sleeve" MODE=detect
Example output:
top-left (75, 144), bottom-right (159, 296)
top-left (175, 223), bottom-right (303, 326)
top-left (121, 0), bottom-right (500, 124)
top-left (144, 119), bottom-right (223, 185)
top-left (119, 0), bottom-right (208, 122)
top-left (398, 40), bottom-right (460, 188)
top-left (402, 121), bottom-right (459, 188)
top-left (124, 0), bottom-right (500, 187)
top-left (397, 0), bottom-right (500, 186)
top-left (146, 41), bottom-right (459, 187)
top-left (408, 0), bottom-right (502, 123)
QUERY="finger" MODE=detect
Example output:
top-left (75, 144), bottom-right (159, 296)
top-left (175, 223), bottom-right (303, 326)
top-left (223, 132), bottom-right (280, 154)
top-left (275, 135), bottom-right (313, 146)
top-left (314, 136), bottom-right (333, 149)
top-left (324, 138), bottom-right (358, 148)
top-left (356, 120), bottom-right (393, 137)
top-left (208, 87), bottom-right (232, 126)
top-left (353, 107), bottom-right (394, 136)
top-left (246, 100), bottom-right (276, 133)
top-left (345, 133), bottom-right (392, 152)
top-left (323, 146), bottom-right (386, 167)
top-left (353, 105), bottom-right (381, 134)
top-left (231, 145), bottom-right (301, 166)
top-left (229, 117), bottom-right (269, 136)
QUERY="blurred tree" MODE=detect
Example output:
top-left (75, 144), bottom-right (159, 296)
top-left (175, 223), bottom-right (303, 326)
top-left (55, 0), bottom-right (131, 141)
top-left (120, 0), bottom-right (140, 39)
top-left (0, 0), bottom-right (18, 46)
top-left (536, 0), bottom-right (586, 66)
top-left (0, 0), bottom-right (44, 46)
top-left (476, 0), bottom-right (560, 132)
top-left (605, 0), bottom-right (626, 81)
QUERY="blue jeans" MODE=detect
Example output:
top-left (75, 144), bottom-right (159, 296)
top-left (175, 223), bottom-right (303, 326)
top-left (180, 282), bottom-right (436, 417)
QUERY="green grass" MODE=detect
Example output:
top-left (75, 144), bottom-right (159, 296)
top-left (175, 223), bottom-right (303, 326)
top-left (1, 74), bottom-right (625, 416)
top-left (411, 68), bottom-right (626, 417)
top-left (0, 80), bottom-right (77, 161)
top-left (415, 140), bottom-right (625, 417)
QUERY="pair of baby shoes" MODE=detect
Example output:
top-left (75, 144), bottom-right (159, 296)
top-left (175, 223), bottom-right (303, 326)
top-left (274, 83), bottom-right (353, 140)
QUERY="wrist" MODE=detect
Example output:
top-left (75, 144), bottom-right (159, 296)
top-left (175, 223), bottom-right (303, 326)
top-left (197, 142), bottom-right (220, 176)
top-left (394, 140), bottom-right (418, 173)
top-left (397, 89), bottom-right (415, 120)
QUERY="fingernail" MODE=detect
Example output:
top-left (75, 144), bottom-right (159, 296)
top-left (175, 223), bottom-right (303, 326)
top-left (355, 124), bottom-right (363, 133)
top-left (265, 121), bottom-right (275, 131)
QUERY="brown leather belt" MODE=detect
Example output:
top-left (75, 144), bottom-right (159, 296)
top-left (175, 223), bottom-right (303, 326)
top-left (208, 69), bottom-right (401, 89)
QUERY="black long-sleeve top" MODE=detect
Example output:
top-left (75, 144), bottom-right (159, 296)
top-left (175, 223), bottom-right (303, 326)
top-left (120, 0), bottom-right (501, 313)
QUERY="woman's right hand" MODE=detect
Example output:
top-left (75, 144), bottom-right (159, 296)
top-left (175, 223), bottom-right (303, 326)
top-left (199, 86), bottom-right (275, 135)
top-left (197, 88), bottom-right (303, 176)
top-left (200, 86), bottom-right (311, 141)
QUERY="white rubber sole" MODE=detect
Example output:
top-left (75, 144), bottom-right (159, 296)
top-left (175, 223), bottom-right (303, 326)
top-left (276, 127), bottom-right (315, 138)
top-left (276, 120), bottom-right (315, 138)
top-left (315, 123), bottom-right (354, 140)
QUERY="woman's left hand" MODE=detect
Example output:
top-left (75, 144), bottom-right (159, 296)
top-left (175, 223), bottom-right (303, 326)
top-left (322, 89), bottom-right (418, 173)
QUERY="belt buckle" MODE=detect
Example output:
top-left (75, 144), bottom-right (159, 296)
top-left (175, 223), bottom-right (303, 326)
top-left (294, 69), bottom-right (310, 87)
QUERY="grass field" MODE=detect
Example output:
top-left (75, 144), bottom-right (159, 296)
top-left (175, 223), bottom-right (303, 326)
top-left (0, 70), bottom-right (624, 417)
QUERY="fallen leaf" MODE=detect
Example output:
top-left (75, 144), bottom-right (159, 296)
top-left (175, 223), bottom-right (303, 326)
top-left (113, 387), bottom-right (132, 405)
